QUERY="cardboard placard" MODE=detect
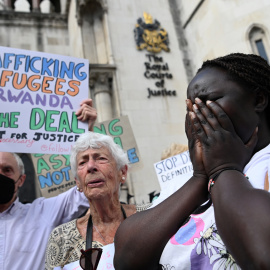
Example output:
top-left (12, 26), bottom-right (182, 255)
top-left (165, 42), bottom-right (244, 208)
top-left (93, 115), bottom-right (141, 170)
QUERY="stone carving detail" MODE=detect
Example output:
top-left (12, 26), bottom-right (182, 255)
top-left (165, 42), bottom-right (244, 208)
top-left (134, 12), bottom-right (170, 53)
top-left (89, 71), bottom-right (112, 95)
top-left (76, 0), bottom-right (107, 25)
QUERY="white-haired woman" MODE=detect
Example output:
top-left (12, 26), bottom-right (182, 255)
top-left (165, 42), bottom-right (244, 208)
top-left (45, 132), bottom-right (148, 270)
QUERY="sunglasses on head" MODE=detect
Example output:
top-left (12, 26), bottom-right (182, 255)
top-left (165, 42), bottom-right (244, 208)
top-left (80, 248), bottom-right (103, 270)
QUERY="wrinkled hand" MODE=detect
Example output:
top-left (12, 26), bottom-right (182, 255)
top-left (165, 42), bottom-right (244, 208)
top-left (75, 99), bottom-right (97, 131)
top-left (190, 98), bottom-right (258, 177)
top-left (185, 99), bottom-right (207, 180)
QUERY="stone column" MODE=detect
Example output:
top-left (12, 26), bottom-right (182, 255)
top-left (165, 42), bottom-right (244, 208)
top-left (3, 0), bottom-right (12, 10)
top-left (103, 10), bottom-right (114, 64)
top-left (90, 71), bottom-right (113, 122)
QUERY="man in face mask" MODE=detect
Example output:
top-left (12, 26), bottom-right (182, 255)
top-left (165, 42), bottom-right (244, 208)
top-left (0, 152), bottom-right (26, 210)
top-left (0, 99), bottom-right (97, 270)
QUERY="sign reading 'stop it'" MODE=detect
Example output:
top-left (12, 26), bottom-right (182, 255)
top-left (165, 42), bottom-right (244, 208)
top-left (0, 46), bottom-right (88, 154)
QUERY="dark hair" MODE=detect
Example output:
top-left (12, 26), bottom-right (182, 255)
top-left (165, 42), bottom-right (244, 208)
top-left (198, 53), bottom-right (270, 120)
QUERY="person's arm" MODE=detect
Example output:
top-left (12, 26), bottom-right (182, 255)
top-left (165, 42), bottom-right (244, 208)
top-left (212, 170), bottom-right (270, 269)
top-left (33, 186), bottom-right (89, 226)
top-left (34, 99), bottom-right (96, 225)
top-left (114, 101), bottom-right (208, 270)
top-left (45, 225), bottom-right (62, 270)
top-left (190, 98), bottom-right (270, 268)
top-left (114, 176), bottom-right (208, 270)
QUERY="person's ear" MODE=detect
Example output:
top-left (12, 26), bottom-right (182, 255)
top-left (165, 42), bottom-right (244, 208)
top-left (120, 165), bottom-right (128, 183)
top-left (18, 174), bottom-right (26, 187)
top-left (255, 90), bottom-right (268, 113)
top-left (75, 177), bottom-right (82, 191)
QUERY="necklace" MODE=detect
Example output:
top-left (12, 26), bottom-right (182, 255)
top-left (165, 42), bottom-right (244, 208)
top-left (86, 205), bottom-right (127, 249)
top-left (93, 224), bottom-right (108, 245)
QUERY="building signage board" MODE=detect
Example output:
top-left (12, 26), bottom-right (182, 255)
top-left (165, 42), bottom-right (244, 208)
top-left (134, 13), bottom-right (177, 98)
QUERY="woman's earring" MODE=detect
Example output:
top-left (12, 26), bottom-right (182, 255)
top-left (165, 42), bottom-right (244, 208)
top-left (122, 177), bottom-right (125, 180)
top-left (76, 187), bottom-right (80, 191)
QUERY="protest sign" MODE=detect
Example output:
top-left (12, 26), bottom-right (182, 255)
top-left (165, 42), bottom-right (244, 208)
top-left (152, 151), bottom-right (193, 206)
top-left (0, 46), bottom-right (89, 154)
top-left (32, 153), bottom-right (75, 198)
top-left (33, 115), bottom-right (140, 198)
top-left (154, 150), bottom-right (193, 191)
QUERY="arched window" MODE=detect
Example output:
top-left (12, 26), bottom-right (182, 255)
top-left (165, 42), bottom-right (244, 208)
top-left (5, 0), bottom-right (60, 13)
top-left (249, 25), bottom-right (269, 63)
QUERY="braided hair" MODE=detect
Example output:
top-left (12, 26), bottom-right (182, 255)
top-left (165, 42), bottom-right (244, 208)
top-left (197, 53), bottom-right (270, 122)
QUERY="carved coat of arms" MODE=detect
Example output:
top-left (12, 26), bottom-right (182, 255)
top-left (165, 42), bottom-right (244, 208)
top-left (134, 12), bottom-right (170, 53)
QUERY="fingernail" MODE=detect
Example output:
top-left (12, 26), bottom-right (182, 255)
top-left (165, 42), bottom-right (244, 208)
top-left (195, 97), bottom-right (201, 103)
top-left (193, 104), bottom-right (198, 110)
top-left (206, 100), bottom-right (212, 105)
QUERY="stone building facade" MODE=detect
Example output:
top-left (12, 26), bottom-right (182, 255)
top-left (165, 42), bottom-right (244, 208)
top-left (0, 0), bottom-right (269, 203)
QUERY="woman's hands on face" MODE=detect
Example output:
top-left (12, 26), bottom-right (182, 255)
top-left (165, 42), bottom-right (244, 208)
top-left (189, 98), bottom-right (258, 177)
top-left (185, 99), bottom-right (207, 181)
top-left (75, 99), bottom-right (97, 131)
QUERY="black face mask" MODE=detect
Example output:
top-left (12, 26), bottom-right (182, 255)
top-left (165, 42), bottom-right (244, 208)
top-left (0, 174), bottom-right (19, 204)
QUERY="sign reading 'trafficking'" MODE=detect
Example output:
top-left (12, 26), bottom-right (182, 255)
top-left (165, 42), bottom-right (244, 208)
top-left (0, 46), bottom-right (89, 154)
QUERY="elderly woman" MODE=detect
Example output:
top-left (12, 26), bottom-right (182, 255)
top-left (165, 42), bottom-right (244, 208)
top-left (114, 53), bottom-right (270, 270)
top-left (45, 132), bottom-right (148, 269)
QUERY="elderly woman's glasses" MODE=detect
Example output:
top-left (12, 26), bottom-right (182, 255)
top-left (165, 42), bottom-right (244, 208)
top-left (80, 248), bottom-right (103, 270)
